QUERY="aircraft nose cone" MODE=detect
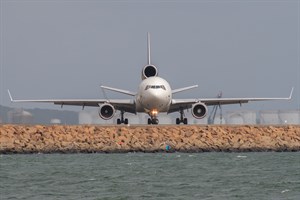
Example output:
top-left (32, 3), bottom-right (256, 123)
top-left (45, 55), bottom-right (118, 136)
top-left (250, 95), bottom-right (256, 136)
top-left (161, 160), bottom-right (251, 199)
top-left (149, 89), bottom-right (163, 99)
top-left (145, 90), bottom-right (168, 110)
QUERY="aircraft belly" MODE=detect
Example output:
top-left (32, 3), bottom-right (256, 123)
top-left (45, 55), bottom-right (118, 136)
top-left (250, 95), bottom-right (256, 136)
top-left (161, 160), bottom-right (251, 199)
top-left (136, 93), bottom-right (170, 113)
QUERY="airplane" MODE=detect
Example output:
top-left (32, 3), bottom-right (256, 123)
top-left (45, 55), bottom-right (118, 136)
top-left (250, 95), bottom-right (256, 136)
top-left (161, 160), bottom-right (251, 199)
top-left (8, 33), bottom-right (293, 125)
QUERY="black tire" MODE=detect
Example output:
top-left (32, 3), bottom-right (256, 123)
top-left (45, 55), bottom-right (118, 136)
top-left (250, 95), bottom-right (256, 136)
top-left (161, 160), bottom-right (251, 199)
top-left (183, 118), bottom-right (188, 124)
top-left (148, 118), bottom-right (152, 124)
top-left (176, 118), bottom-right (180, 124)
top-left (124, 118), bottom-right (128, 124)
top-left (117, 119), bottom-right (121, 124)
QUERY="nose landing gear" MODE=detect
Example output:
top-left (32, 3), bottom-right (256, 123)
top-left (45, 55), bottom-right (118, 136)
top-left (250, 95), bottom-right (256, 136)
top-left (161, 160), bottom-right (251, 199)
top-left (148, 118), bottom-right (159, 125)
top-left (147, 109), bottom-right (159, 125)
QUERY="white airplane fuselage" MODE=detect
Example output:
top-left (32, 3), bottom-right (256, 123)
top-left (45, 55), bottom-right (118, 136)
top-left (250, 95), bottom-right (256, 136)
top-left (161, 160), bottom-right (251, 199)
top-left (136, 77), bottom-right (172, 115)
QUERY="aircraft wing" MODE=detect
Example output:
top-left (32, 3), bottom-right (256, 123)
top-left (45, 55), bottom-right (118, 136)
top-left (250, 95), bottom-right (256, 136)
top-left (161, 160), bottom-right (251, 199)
top-left (8, 90), bottom-right (136, 113)
top-left (168, 88), bottom-right (294, 113)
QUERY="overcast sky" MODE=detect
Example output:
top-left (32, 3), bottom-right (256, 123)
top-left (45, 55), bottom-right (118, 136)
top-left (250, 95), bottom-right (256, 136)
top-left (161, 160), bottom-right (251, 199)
top-left (0, 0), bottom-right (299, 112)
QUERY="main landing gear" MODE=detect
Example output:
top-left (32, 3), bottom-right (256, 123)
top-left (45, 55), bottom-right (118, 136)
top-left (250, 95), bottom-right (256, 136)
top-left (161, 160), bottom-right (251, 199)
top-left (176, 109), bottom-right (188, 124)
top-left (117, 111), bottom-right (129, 124)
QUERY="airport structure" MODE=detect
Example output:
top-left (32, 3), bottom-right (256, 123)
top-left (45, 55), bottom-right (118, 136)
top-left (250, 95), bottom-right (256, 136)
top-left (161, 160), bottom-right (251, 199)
top-left (2, 107), bottom-right (299, 125)
top-left (278, 110), bottom-right (300, 124)
top-left (226, 110), bottom-right (257, 125)
top-left (79, 109), bottom-right (300, 125)
top-left (7, 109), bottom-right (33, 124)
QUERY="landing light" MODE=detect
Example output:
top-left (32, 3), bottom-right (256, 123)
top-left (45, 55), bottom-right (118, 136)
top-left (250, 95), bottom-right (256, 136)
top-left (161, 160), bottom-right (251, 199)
top-left (151, 110), bottom-right (158, 116)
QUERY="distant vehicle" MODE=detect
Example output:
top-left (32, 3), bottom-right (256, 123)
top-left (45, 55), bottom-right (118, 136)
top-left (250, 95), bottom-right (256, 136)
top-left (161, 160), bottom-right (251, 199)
top-left (8, 33), bottom-right (293, 125)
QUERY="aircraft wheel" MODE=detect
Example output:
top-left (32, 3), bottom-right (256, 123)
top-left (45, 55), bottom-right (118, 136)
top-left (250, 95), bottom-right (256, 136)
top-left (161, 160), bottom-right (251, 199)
top-left (117, 119), bottom-right (121, 124)
top-left (153, 119), bottom-right (159, 125)
top-left (148, 118), bottom-right (152, 124)
top-left (124, 118), bottom-right (128, 124)
top-left (183, 118), bottom-right (188, 124)
top-left (176, 118), bottom-right (180, 125)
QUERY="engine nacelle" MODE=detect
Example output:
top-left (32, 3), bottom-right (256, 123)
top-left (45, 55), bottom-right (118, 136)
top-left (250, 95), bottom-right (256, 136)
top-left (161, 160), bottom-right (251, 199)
top-left (192, 103), bottom-right (208, 119)
top-left (141, 65), bottom-right (158, 80)
top-left (99, 104), bottom-right (115, 120)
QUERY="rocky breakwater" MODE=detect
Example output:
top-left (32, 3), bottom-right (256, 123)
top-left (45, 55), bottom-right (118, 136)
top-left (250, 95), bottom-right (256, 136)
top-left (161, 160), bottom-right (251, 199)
top-left (0, 125), bottom-right (300, 153)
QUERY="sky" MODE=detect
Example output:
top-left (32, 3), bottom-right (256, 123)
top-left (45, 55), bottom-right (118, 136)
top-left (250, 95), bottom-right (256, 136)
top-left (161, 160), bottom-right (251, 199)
top-left (0, 0), bottom-right (299, 113)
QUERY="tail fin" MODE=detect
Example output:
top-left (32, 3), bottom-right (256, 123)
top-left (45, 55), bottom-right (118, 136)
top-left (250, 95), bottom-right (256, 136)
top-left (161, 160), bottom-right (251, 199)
top-left (147, 32), bottom-right (151, 65)
top-left (141, 33), bottom-right (158, 80)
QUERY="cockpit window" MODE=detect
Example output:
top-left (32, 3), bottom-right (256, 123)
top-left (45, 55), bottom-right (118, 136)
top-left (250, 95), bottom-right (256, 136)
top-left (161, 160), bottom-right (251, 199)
top-left (145, 85), bottom-right (166, 90)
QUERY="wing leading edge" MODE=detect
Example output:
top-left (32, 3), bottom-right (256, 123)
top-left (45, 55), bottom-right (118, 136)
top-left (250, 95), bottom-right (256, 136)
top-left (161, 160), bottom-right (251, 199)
top-left (168, 88), bottom-right (294, 113)
top-left (7, 90), bottom-right (136, 114)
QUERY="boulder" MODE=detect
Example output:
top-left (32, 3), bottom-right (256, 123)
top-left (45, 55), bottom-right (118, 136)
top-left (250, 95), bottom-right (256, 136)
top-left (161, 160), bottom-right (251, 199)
top-left (0, 125), bottom-right (299, 153)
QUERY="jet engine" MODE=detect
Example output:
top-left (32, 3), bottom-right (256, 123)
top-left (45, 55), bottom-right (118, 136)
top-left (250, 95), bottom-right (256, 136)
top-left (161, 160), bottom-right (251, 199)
top-left (192, 102), bottom-right (208, 119)
top-left (141, 65), bottom-right (158, 80)
top-left (99, 103), bottom-right (115, 120)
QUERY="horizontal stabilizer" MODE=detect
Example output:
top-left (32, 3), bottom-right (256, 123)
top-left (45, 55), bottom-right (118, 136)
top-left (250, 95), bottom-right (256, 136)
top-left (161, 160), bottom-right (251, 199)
top-left (172, 85), bottom-right (198, 94)
top-left (100, 85), bottom-right (136, 96)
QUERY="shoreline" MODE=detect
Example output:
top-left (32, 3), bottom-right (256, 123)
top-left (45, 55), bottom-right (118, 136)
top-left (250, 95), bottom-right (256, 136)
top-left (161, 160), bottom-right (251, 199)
top-left (1, 125), bottom-right (300, 153)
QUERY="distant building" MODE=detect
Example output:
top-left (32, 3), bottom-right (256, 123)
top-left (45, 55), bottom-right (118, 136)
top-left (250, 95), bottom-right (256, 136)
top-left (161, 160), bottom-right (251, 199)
top-left (209, 114), bottom-right (225, 124)
top-left (79, 110), bottom-right (111, 124)
top-left (7, 109), bottom-right (33, 124)
top-left (279, 110), bottom-right (300, 124)
top-left (79, 109), bottom-right (300, 125)
top-left (50, 119), bottom-right (62, 124)
top-left (259, 110), bottom-right (280, 125)
top-left (226, 110), bottom-right (257, 125)
top-left (79, 110), bottom-right (140, 125)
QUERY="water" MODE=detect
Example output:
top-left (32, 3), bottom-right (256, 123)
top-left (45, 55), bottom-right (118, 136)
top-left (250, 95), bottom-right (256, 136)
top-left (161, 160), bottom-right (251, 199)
top-left (0, 152), bottom-right (299, 200)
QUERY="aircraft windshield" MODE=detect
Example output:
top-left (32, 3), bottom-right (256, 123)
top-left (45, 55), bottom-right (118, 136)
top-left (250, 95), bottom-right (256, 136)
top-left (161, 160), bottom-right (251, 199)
top-left (145, 85), bottom-right (166, 90)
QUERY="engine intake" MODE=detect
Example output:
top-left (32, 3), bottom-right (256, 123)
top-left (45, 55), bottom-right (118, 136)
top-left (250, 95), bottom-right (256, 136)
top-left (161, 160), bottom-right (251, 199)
top-left (192, 103), bottom-right (208, 119)
top-left (142, 65), bottom-right (158, 80)
top-left (99, 104), bottom-right (115, 120)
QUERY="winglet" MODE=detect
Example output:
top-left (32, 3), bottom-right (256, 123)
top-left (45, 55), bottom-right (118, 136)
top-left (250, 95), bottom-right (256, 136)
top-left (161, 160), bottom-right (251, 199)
top-left (288, 87), bottom-right (294, 100)
top-left (7, 89), bottom-right (14, 102)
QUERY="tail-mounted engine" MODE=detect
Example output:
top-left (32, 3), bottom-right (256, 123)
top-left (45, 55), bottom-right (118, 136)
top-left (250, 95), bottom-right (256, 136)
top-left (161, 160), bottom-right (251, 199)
top-left (141, 65), bottom-right (158, 80)
top-left (99, 103), bottom-right (115, 120)
top-left (192, 102), bottom-right (208, 119)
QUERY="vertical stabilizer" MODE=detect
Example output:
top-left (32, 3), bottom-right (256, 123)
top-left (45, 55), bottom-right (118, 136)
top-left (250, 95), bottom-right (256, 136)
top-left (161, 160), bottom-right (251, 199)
top-left (147, 32), bottom-right (151, 65)
top-left (142, 32), bottom-right (158, 80)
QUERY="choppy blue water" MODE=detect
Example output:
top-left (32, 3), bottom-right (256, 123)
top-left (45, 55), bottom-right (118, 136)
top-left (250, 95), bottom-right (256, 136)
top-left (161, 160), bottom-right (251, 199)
top-left (0, 152), bottom-right (299, 200)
